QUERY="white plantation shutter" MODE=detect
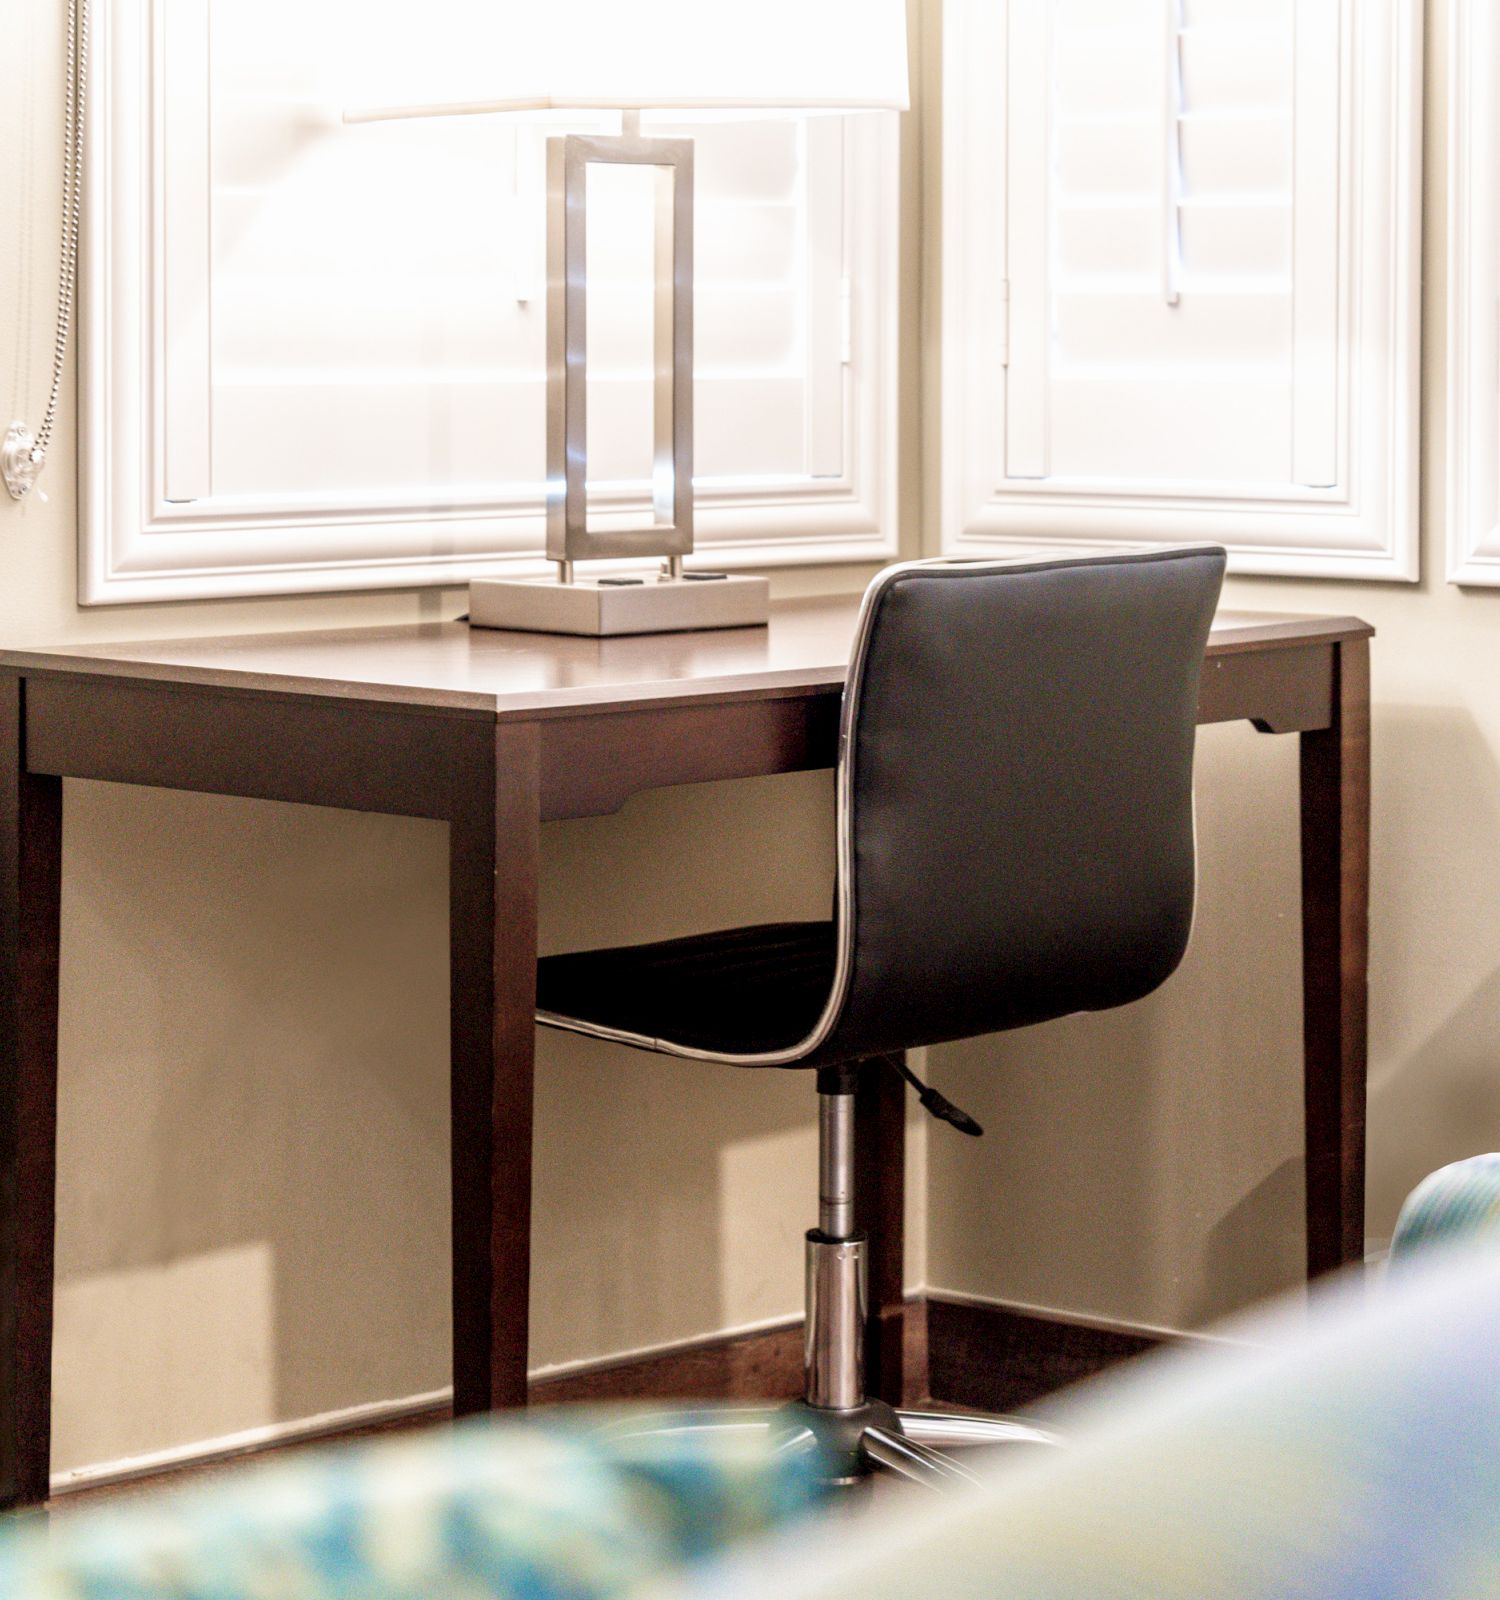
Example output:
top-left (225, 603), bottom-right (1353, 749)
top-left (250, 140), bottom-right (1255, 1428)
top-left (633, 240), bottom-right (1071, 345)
top-left (1006, 0), bottom-right (1331, 489)
top-left (942, 0), bottom-right (1420, 579)
top-left (200, 11), bottom-right (843, 502)
top-left (1447, 0), bottom-right (1500, 585)
top-left (82, 0), bottom-right (899, 604)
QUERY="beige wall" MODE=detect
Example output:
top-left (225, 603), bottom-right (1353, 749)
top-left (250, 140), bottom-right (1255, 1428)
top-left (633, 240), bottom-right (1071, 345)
top-left (2, 0), bottom-right (1490, 1480)
top-left (926, 0), bottom-right (1500, 1331)
top-left (0, 0), bottom-right (927, 1478)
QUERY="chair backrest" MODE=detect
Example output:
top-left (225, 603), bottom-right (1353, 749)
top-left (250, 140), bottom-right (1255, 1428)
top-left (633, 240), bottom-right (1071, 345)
top-left (814, 546), bottom-right (1226, 1064)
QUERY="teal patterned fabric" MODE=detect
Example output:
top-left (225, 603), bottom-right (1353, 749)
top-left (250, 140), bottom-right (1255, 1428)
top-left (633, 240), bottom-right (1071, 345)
top-left (0, 1411), bottom-right (823, 1599)
top-left (18, 1165), bottom-right (1500, 1600)
top-left (660, 1247), bottom-right (1500, 1600)
top-left (1390, 1153), bottom-right (1500, 1264)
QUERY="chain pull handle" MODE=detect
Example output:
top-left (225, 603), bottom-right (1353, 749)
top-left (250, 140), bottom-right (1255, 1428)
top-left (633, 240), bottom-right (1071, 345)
top-left (5, 0), bottom-right (89, 502)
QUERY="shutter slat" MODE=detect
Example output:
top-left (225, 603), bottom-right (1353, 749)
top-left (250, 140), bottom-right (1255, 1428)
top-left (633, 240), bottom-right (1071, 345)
top-left (1057, 201), bottom-right (1291, 277)
top-left (1180, 112), bottom-right (1293, 192)
top-left (1179, 26), bottom-right (1292, 107)
top-left (210, 376), bottom-right (808, 496)
top-left (1049, 375), bottom-right (1292, 480)
top-left (1004, 0), bottom-right (1330, 494)
top-left (211, 284), bottom-right (801, 372)
top-left (163, 0), bottom-right (213, 503)
top-left (1005, 0), bottom-right (1052, 480)
top-left (1291, 0), bottom-right (1342, 487)
top-left (1055, 291), bottom-right (1291, 365)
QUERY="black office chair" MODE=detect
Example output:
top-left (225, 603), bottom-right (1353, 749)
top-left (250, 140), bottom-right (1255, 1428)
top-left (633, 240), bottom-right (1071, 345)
top-left (537, 545), bottom-right (1227, 1487)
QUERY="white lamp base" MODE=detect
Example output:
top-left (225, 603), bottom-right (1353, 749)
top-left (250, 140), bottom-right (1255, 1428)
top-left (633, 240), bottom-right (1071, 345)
top-left (468, 572), bottom-right (770, 637)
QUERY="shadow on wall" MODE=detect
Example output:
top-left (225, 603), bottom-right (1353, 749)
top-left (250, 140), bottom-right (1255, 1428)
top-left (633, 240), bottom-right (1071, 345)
top-left (530, 1030), bottom-right (818, 1373)
top-left (54, 780), bottom-right (453, 1473)
top-left (51, 767), bottom-right (835, 1476)
top-left (923, 718), bottom-right (1306, 1335)
top-left (1366, 703), bottom-right (1500, 1234)
top-left (926, 694), bottom-right (1500, 1331)
top-left (1198, 1156), bottom-right (1306, 1320)
top-left (533, 768), bottom-right (836, 1369)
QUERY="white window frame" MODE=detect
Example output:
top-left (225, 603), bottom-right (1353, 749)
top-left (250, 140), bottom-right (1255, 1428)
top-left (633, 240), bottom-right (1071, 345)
top-left (80, 0), bottom-right (901, 606)
top-left (1446, 0), bottom-right (1500, 585)
top-left (939, 0), bottom-right (1422, 582)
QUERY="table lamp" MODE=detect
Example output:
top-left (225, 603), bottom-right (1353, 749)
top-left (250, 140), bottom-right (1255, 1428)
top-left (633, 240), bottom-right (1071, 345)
top-left (344, 0), bottom-right (908, 636)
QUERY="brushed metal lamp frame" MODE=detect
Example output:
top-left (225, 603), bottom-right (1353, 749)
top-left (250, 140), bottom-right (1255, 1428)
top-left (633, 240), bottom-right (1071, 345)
top-left (547, 129), bottom-right (693, 571)
top-left (469, 119), bottom-right (771, 636)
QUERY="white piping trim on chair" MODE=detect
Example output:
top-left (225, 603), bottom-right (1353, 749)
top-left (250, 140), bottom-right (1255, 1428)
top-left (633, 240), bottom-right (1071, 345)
top-left (536, 544), bottom-right (1224, 1067)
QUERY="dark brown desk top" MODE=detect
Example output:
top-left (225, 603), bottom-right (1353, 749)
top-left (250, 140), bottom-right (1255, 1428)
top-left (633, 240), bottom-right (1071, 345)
top-left (0, 599), bottom-right (1373, 722)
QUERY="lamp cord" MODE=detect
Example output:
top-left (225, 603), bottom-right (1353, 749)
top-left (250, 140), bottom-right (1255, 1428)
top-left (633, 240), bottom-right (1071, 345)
top-left (4, 0), bottom-right (88, 500)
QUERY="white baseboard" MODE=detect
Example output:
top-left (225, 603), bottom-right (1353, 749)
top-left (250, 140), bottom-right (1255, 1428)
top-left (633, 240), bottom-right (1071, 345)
top-left (49, 1309), bottom-right (809, 1497)
top-left (49, 1389), bottom-right (451, 1497)
top-left (526, 1309), bottom-right (802, 1383)
top-left (924, 1287), bottom-right (1250, 1348)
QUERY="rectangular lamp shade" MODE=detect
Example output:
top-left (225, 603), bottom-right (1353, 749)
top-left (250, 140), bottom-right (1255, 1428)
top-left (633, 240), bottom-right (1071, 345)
top-left (342, 0), bottom-right (909, 122)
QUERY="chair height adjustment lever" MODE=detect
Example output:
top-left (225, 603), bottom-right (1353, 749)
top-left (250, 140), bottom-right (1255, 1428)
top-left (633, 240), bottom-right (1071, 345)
top-left (886, 1057), bottom-right (984, 1137)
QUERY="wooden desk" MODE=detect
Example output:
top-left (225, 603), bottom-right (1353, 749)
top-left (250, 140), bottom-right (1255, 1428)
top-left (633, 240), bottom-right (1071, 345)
top-left (0, 599), bottom-right (1372, 1507)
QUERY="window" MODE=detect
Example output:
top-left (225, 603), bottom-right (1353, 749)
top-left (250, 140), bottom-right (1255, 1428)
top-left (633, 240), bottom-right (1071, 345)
top-left (940, 0), bottom-right (1421, 579)
top-left (82, 0), bottom-right (900, 604)
top-left (1447, 0), bottom-right (1500, 585)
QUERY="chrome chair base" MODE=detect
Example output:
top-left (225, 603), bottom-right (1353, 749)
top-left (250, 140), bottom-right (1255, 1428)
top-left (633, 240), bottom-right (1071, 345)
top-left (779, 1398), bottom-right (1058, 1489)
top-left (603, 1400), bottom-right (1056, 1491)
top-left (601, 1075), bottom-right (1060, 1491)
top-left (884, 1409), bottom-right (1060, 1473)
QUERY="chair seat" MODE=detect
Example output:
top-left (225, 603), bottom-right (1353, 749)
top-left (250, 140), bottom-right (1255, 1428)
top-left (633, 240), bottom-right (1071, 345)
top-left (537, 921), bottom-right (836, 1059)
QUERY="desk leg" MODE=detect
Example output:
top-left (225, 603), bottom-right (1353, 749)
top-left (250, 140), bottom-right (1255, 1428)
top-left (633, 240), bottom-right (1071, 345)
top-left (855, 1057), bottom-right (907, 1406)
top-left (449, 722), bottom-right (540, 1416)
top-left (1299, 636), bottom-right (1370, 1279)
top-left (0, 677), bottom-right (62, 1508)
